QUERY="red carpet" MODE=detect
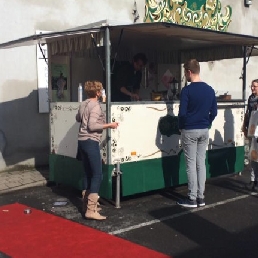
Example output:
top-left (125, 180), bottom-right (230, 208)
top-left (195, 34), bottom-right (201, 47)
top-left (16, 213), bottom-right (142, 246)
top-left (0, 203), bottom-right (170, 258)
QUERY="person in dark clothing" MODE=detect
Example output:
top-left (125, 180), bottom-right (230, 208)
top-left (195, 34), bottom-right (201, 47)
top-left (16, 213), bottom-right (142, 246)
top-left (112, 53), bottom-right (147, 102)
top-left (177, 59), bottom-right (217, 208)
top-left (241, 79), bottom-right (258, 191)
top-left (242, 80), bottom-right (258, 138)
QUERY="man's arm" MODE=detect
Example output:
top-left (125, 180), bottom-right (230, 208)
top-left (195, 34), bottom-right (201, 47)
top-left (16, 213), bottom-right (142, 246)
top-left (120, 86), bottom-right (139, 100)
top-left (178, 87), bottom-right (188, 129)
top-left (116, 67), bottom-right (129, 97)
top-left (242, 95), bottom-right (251, 137)
top-left (132, 71), bottom-right (142, 100)
top-left (133, 89), bottom-right (140, 100)
top-left (117, 66), bottom-right (139, 100)
top-left (209, 93), bottom-right (218, 124)
top-left (241, 110), bottom-right (249, 137)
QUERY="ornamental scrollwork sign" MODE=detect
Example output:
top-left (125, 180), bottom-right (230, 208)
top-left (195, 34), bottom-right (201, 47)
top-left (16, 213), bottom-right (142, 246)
top-left (144, 0), bottom-right (232, 32)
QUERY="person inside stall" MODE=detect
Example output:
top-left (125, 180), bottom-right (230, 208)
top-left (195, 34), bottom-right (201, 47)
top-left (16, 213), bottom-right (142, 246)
top-left (111, 53), bottom-right (147, 102)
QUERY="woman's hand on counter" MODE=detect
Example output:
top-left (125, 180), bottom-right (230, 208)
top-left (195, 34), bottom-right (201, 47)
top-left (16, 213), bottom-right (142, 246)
top-left (109, 122), bottom-right (119, 129)
top-left (103, 122), bottom-right (119, 129)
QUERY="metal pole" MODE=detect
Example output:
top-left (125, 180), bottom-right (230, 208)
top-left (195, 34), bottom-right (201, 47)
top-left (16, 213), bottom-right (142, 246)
top-left (105, 27), bottom-right (111, 164)
top-left (242, 46), bottom-right (248, 175)
top-left (243, 46), bottom-right (247, 101)
top-left (115, 162), bottom-right (121, 208)
top-left (105, 27), bottom-right (121, 208)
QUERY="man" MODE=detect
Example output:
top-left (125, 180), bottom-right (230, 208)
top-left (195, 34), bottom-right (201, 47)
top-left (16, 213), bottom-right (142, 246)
top-left (177, 59), bottom-right (217, 208)
top-left (112, 53), bottom-right (147, 102)
top-left (242, 79), bottom-right (258, 191)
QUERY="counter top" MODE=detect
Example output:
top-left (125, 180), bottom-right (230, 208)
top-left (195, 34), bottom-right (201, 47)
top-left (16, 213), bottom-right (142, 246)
top-left (216, 99), bottom-right (244, 102)
top-left (111, 99), bottom-right (245, 105)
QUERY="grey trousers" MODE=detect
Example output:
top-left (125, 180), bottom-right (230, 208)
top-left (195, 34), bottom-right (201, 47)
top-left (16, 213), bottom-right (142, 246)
top-left (248, 138), bottom-right (255, 181)
top-left (250, 161), bottom-right (258, 182)
top-left (181, 129), bottom-right (209, 200)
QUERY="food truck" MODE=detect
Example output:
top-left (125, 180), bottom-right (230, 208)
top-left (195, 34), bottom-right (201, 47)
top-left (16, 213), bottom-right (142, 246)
top-left (1, 20), bottom-right (258, 201)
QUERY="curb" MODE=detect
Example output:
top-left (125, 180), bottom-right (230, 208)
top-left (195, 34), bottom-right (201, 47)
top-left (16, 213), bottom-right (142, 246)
top-left (0, 179), bottom-right (48, 195)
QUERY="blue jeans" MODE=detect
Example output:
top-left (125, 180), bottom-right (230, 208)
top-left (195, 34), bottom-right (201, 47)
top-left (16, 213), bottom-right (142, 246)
top-left (78, 139), bottom-right (103, 194)
top-left (181, 129), bottom-right (209, 200)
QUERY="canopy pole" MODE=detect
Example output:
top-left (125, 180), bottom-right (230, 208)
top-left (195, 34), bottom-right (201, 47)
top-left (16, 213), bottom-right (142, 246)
top-left (105, 27), bottom-right (111, 164)
top-left (242, 46), bottom-right (247, 101)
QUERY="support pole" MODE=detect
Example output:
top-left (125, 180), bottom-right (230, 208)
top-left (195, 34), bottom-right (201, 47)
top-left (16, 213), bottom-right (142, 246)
top-left (115, 161), bottom-right (121, 209)
top-left (112, 159), bottom-right (122, 208)
top-left (242, 46), bottom-right (247, 101)
top-left (242, 46), bottom-right (248, 171)
top-left (104, 27), bottom-right (111, 164)
top-left (105, 27), bottom-right (121, 207)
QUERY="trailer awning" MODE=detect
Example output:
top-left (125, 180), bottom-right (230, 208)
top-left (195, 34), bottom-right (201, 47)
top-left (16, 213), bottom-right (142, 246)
top-left (0, 20), bottom-right (112, 49)
top-left (1, 21), bottom-right (258, 62)
top-left (108, 22), bottom-right (258, 62)
top-left (110, 22), bottom-right (258, 47)
top-left (1, 21), bottom-right (258, 50)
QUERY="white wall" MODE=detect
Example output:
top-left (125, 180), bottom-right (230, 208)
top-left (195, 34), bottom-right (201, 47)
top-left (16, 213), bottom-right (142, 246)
top-left (0, 0), bottom-right (141, 170)
top-left (200, 56), bottom-right (258, 100)
top-left (225, 0), bottom-right (258, 36)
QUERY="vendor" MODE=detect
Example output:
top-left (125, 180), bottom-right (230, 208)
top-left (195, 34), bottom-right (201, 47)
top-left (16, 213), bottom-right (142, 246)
top-left (112, 53), bottom-right (147, 102)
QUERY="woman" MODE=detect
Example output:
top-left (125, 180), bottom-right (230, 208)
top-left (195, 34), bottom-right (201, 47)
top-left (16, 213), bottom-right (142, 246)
top-left (76, 81), bottom-right (118, 220)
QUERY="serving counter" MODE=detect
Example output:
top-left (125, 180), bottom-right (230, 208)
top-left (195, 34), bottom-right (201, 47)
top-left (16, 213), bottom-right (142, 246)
top-left (49, 99), bottom-right (245, 199)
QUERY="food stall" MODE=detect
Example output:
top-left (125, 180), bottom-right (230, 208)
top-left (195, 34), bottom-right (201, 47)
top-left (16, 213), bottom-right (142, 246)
top-left (1, 20), bottom-right (258, 200)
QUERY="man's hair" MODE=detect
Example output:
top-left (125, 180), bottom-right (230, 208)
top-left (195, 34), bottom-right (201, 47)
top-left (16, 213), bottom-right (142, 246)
top-left (133, 53), bottom-right (148, 65)
top-left (252, 79), bottom-right (258, 84)
top-left (84, 80), bottom-right (103, 98)
top-left (183, 59), bottom-right (200, 74)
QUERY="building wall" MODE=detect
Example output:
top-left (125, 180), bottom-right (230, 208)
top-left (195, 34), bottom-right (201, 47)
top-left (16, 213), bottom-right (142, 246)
top-left (0, 0), bottom-right (257, 170)
top-left (200, 56), bottom-right (258, 100)
top-left (226, 0), bottom-right (258, 36)
top-left (0, 0), bottom-right (139, 170)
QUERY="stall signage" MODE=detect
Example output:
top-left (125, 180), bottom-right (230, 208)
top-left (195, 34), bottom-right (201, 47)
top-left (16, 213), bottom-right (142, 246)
top-left (144, 0), bottom-right (232, 32)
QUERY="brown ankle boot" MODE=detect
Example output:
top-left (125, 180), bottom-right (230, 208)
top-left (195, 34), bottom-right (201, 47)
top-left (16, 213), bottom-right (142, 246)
top-left (85, 193), bottom-right (106, 220)
top-left (82, 191), bottom-right (101, 213)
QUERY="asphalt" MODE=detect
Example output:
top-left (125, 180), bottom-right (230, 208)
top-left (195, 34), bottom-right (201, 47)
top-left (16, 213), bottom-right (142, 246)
top-left (0, 166), bottom-right (258, 258)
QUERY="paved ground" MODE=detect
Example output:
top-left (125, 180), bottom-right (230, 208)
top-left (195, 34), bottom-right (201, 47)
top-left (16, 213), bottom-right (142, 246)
top-left (0, 167), bottom-right (48, 194)
top-left (0, 166), bottom-right (258, 257)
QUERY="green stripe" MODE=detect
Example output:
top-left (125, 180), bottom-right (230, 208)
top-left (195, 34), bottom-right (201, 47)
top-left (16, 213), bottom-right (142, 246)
top-left (49, 146), bottom-right (244, 198)
top-left (121, 146), bottom-right (244, 196)
top-left (49, 154), bottom-right (113, 198)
